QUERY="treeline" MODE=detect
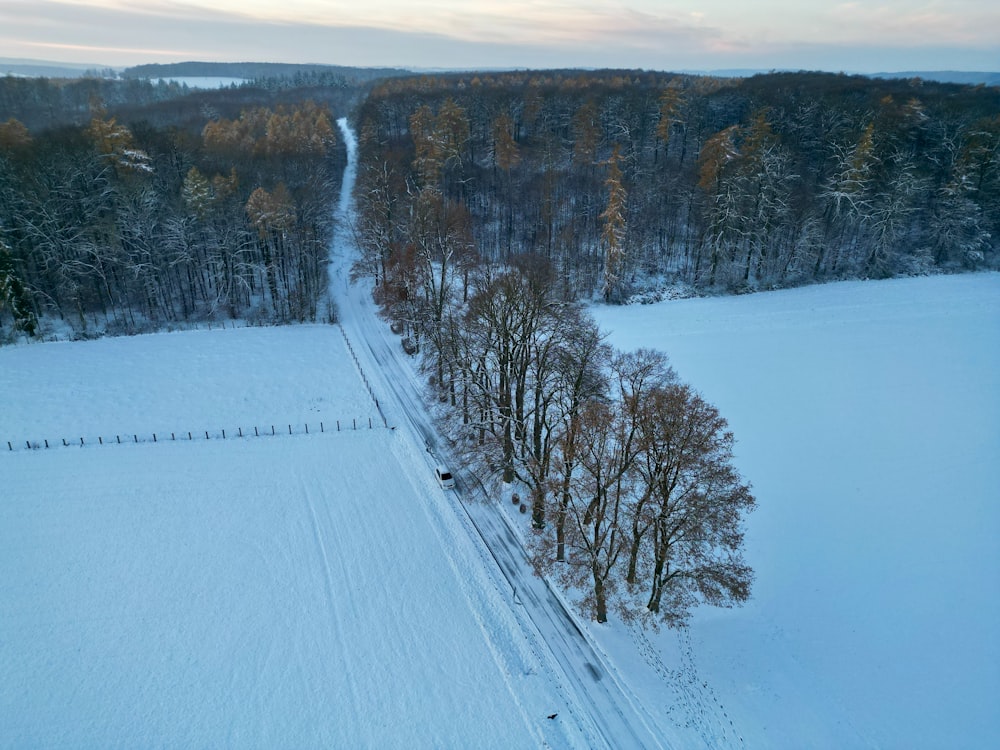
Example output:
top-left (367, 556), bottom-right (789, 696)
top-left (374, 243), bottom-right (755, 625)
top-left (122, 61), bottom-right (412, 85)
top-left (0, 75), bottom-right (194, 131)
top-left (0, 72), bottom-right (365, 133)
top-left (0, 87), bottom-right (347, 340)
top-left (354, 69), bottom-right (1000, 300)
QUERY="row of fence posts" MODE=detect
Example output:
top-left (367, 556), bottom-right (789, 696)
top-left (338, 324), bottom-right (389, 428)
top-left (6, 326), bottom-right (389, 453)
top-left (6, 418), bottom-right (381, 452)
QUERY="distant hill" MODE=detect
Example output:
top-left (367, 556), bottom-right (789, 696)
top-left (680, 68), bottom-right (1000, 86)
top-left (870, 70), bottom-right (1000, 86)
top-left (122, 61), bottom-right (411, 84)
top-left (0, 57), bottom-right (112, 79)
top-left (6, 57), bottom-right (997, 88)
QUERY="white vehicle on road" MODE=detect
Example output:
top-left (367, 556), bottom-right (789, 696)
top-left (435, 464), bottom-right (455, 489)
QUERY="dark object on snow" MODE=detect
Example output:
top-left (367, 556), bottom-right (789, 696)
top-left (547, 713), bottom-right (557, 720)
top-left (519, 503), bottom-right (527, 514)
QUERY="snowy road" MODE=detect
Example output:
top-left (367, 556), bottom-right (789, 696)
top-left (329, 118), bottom-right (668, 749)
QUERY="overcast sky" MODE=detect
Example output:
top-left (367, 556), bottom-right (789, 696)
top-left (2, 0), bottom-right (998, 73)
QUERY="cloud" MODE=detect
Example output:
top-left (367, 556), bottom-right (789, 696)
top-left (1, 0), bottom-right (996, 72)
top-left (0, 0), bottom-right (725, 68)
top-left (824, 2), bottom-right (1000, 46)
top-left (10, 40), bottom-right (199, 59)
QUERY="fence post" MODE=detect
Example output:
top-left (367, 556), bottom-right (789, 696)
top-left (321, 421), bottom-right (324, 433)
top-left (80, 437), bottom-right (84, 446)
top-left (134, 435), bottom-right (138, 443)
top-left (29, 440), bottom-right (33, 449)
top-left (7, 441), bottom-right (11, 451)
top-left (271, 425), bottom-right (275, 436)
top-left (205, 431), bottom-right (209, 440)
top-left (172, 433), bottom-right (175, 441)
top-left (255, 426), bottom-right (259, 437)
top-left (188, 432), bottom-right (192, 440)
top-left (305, 423), bottom-right (309, 434)
top-left (45, 439), bottom-right (50, 448)
top-left (288, 424), bottom-right (292, 435)
top-left (353, 418), bottom-right (356, 430)
top-left (369, 418), bottom-right (372, 429)
top-left (239, 427), bottom-right (243, 438)
top-left (153, 433), bottom-right (157, 443)
top-left (63, 438), bottom-right (67, 447)
top-left (98, 437), bottom-right (102, 445)
top-left (117, 435), bottom-right (120, 444)
top-left (222, 429), bottom-right (226, 439)
top-left (337, 420), bottom-right (340, 431)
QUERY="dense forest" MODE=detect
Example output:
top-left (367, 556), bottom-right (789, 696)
top-left (2, 68), bottom-right (998, 343)
top-left (0, 74), bottom-right (362, 341)
top-left (353, 70), bottom-right (999, 304)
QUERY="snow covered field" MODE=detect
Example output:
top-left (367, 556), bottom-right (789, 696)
top-left (0, 326), bottom-right (378, 441)
top-left (592, 272), bottom-right (1000, 749)
top-left (157, 76), bottom-right (248, 88)
top-left (0, 326), bottom-right (585, 748)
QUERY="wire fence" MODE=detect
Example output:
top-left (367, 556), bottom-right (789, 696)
top-left (5, 417), bottom-right (389, 454)
top-left (338, 323), bottom-right (389, 428)
top-left (6, 325), bottom-right (391, 455)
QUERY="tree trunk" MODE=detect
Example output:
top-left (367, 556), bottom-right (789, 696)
top-left (646, 561), bottom-right (664, 614)
top-left (531, 484), bottom-right (545, 530)
top-left (593, 565), bottom-right (608, 623)
top-left (626, 531), bottom-right (642, 586)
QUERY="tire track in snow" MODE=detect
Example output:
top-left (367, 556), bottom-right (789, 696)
top-left (386, 433), bottom-right (569, 748)
top-left (301, 472), bottom-right (364, 729)
top-left (461, 490), bottom-right (667, 749)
